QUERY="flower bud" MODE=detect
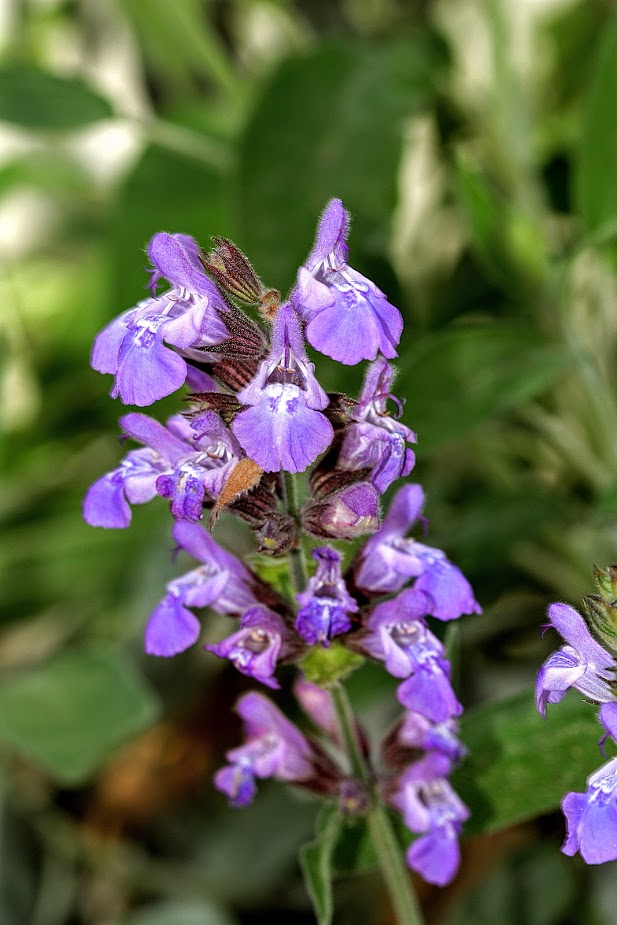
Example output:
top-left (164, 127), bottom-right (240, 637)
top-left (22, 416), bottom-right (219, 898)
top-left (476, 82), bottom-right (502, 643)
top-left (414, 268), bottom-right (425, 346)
top-left (303, 482), bottom-right (379, 540)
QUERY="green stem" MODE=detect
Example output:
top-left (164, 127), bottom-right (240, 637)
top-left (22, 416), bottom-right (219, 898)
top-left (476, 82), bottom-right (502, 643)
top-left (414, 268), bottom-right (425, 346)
top-left (330, 684), bottom-right (424, 925)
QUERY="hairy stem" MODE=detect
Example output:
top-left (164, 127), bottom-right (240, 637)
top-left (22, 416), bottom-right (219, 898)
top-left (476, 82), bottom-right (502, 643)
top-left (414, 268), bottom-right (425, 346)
top-left (331, 683), bottom-right (424, 925)
top-left (282, 471), bottom-right (309, 591)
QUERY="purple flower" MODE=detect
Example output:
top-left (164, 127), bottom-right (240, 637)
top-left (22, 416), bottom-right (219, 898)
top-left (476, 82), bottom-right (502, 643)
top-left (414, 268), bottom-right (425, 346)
top-left (397, 712), bottom-right (467, 764)
top-left (354, 484), bottom-right (481, 621)
top-left (206, 606), bottom-right (295, 689)
top-left (390, 752), bottom-right (469, 886)
top-left (295, 547), bottom-right (358, 646)
top-left (536, 603), bottom-right (617, 717)
top-left (294, 199), bottom-right (403, 366)
top-left (145, 521), bottom-right (258, 657)
top-left (83, 411), bottom-right (242, 528)
top-left (91, 232), bottom-right (229, 406)
top-left (214, 692), bottom-right (315, 807)
top-left (231, 303), bottom-right (334, 473)
top-left (359, 589), bottom-right (462, 723)
top-left (303, 482), bottom-right (380, 540)
top-left (562, 758), bottom-right (617, 864)
top-left (293, 676), bottom-right (340, 743)
top-left (338, 359), bottom-right (416, 493)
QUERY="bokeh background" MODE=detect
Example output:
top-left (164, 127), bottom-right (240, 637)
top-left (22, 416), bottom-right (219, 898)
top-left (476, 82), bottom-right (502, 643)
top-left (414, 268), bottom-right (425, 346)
top-left (2, 0), bottom-right (617, 922)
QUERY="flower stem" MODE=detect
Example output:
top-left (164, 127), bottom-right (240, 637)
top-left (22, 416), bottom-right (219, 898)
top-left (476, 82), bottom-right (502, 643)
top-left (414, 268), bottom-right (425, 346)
top-left (331, 683), bottom-right (424, 925)
top-left (282, 471), bottom-right (309, 592)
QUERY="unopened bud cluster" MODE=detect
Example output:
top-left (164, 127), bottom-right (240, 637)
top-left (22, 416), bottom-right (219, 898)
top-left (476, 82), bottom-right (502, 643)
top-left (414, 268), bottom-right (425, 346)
top-left (84, 200), bottom-right (481, 886)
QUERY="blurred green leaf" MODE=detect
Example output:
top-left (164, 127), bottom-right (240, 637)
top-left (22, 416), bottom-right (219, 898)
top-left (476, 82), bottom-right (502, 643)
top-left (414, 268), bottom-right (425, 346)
top-left (0, 649), bottom-right (158, 783)
top-left (299, 804), bottom-right (343, 925)
top-left (0, 66), bottom-right (113, 130)
top-left (453, 689), bottom-right (603, 836)
top-left (399, 323), bottom-right (567, 451)
top-left (576, 15), bottom-right (617, 235)
top-left (237, 35), bottom-right (443, 289)
top-left (109, 144), bottom-right (231, 308)
top-left (117, 899), bottom-right (237, 925)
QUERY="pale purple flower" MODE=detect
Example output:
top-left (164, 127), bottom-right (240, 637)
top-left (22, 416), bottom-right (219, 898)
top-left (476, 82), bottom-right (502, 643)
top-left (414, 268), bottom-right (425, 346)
top-left (354, 484), bottom-right (481, 621)
top-left (338, 359), bottom-right (416, 493)
top-left (562, 757), bottom-right (617, 864)
top-left (214, 692), bottom-right (315, 807)
top-left (91, 232), bottom-right (229, 406)
top-left (295, 547), bottom-right (358, 646)
top-left (397, 712), bottom-right (467, 764)
top-left (294, 199), bottom-right (403, 365)
top-left (293, 676), bottom-right (340, 744)
top-left (83, 411), bottom-right (242, 528)
top-left (231, 303), bottom-right (333, 473)
top-left (145, 521), bottom-right (258, 657)
top-left (390, 752), bottom-right (469, 886)
top-left (536, 603), bottom-right (617, 717)
top-left (206, 606), bottom-right (295, 689)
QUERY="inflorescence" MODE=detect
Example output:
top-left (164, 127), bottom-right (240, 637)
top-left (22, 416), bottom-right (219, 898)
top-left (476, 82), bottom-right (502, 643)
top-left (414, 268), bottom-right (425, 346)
top-left (84, 199), bottom-right (481, 887)
top-left (537, 567), bottom-right (617, 865)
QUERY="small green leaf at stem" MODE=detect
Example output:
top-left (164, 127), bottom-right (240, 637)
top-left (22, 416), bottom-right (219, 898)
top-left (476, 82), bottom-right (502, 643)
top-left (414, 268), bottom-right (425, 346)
top-left (300, 642), bottom-right (364, 688)
top-left (299, 804), bottom-right (343, 925)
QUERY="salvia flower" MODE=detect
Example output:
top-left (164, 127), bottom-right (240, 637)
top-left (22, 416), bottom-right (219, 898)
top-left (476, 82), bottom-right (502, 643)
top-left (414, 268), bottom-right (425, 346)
top-left (295, 547), bottom-right (358, 646)
top-left (294, 199), bottom-right (403, 365)
top-left (145, 521), bottom-right (259, 656)
top-left (338, 358), bottom-right (417, 493)
top-left (536, 602), bottom-right (617, 716)
top-left (355, 483), bottom-right (482, 621)
top-left (389, 752), bottom-right (470, 887)
top-left (231, 303), bottom-right (334, 473)
top-left (92, 232), bottom-right (229, 405)
top-left (205, 606), bottom-right (297, 689)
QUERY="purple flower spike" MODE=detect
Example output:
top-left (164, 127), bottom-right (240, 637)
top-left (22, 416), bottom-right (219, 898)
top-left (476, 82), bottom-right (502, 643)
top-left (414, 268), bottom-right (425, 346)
top-left (561, 758), bottom-right (617, 864)
top-left (232, 303), bottom-right (334, 473)
top-left (294, 199), bottom-right (403, 365)
top-left (214, 692), bottom-right (314, 807)
top-left (144, 521), bottom-right (259, 657)
top-left (91, 232), bottom-right (229, 406)
top-left (338, 359), bottom-right (417, 493)
top-left (295, 547), bottom-right (358, 646)
top-left (390, 752), bottom-right (469, 886)
top-left (355, 484), bottom-right (481, 621)
top-left (206, 606), bottom-right (294, 688)
top-left (536, 603), bottom-right (617, 717)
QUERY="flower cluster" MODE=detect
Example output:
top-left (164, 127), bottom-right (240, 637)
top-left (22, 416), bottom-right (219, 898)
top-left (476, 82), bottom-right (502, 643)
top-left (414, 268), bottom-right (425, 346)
top-left (85, 199), bottom-right (481, 887)
top-left (537, 567), bottom-right (617, 864)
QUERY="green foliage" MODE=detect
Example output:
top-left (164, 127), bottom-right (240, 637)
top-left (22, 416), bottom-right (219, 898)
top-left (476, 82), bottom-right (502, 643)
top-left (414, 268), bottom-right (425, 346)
top-left (0, 66), bottom-right (113, 130)
top-left (299, 804), bottom-right (343, 925)
top-left (0, 649), bottom-right (158, 783)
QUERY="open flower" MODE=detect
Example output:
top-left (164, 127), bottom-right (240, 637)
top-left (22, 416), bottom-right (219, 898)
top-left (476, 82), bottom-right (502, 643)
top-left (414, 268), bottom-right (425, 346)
top-left (294, 199), bottom-right (403, 365)
top-left (354, 484), bottom-right (481, 621)
top-left (231, 303), bottom-right (334, 473)
top-left (206, 606), bottom-right (296, 688)
top-left (91, 232), bottom-right (229, 405)
top-left (536, 603), bottom-right (617, 717)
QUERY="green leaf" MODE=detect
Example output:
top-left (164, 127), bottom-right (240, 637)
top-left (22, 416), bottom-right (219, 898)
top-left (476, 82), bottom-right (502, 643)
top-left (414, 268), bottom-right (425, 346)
top-left (0, 649), bottom-right (158, 784)
top-left (237, 35), bottom-right (443, 290)
top-left (398, 323), bottom-right (568, 451)
top-left (576, 15), bottom-right (617, 235)
top-left (116, 899), bottom-right (237, 925)
top-left (453, 688), bottom-right (604, 836)
top-left (300, 642), bottom-right (364, 688)
top-left (0, 66), bottom-right (113, 130)
top-left (109, 144), bottom-right (230, 310)
top-left (299, 804), bottom-right (343, 925)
